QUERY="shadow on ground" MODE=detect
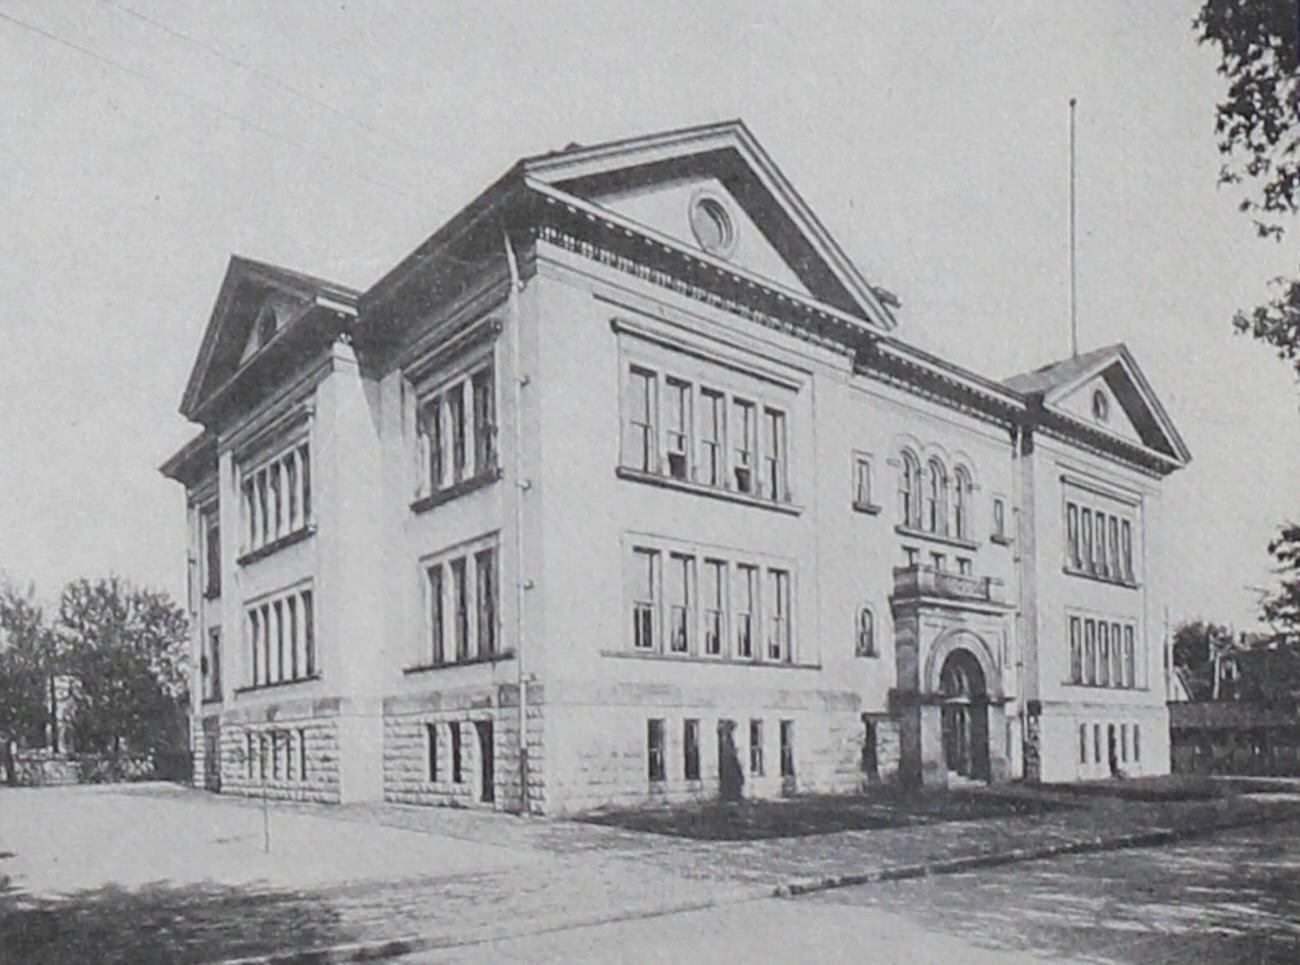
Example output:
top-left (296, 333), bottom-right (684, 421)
top-left (0, 872), bottom-right (352, 965)
top-left (576, 787), bottom-right (1075, 841)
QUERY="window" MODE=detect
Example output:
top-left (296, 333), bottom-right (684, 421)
top-left (1084, 619), bottom-right (1097, 685)
top-left (684, 719), bottom-right (700, 780)
top-left (1120, 723), bottom-right (1128, 763)
top-left (1092, 388), bottom-right (1109, 422)
top-left (427, 564), bottom-right (445, 663)
top-left (925, 459), bottom-right (947, 534)
top-left (1079, 724), bottom-right (1088, 763)
top-left (423, 396), bottom-right (444, 491)
top-left (256, 302), bottom-right (277, 346)
top-left (1067, 497), bottom-right (1136, 585)
top-left (625, 368), bottom-right (656, 473)
top-left (451, 723), bottom-right (464, 783)
top-left (899, 451), bottom-right (922, 528)
top-left (1069, 617), bottom-right (1082, 684)
top-left (452, 558), bottom-right (469, 661)
top-left (668, 554), bottom-right (693, 654)
top-left (246, 586), bottom-right (314, 688)
top-left (1108, 517), bottom-right (1121, 579)
top-left (1133, 724), bottom-right (1141, 762)
top-left (475, 547), bottom-right (497, 658)
top-left (246, 733), bottom-right (255, 779)
top-left (632, 548), bottom-right (659, 650)
top-left (241, 442), bottom-right (311, 556)
top-left (1121, 521), bottom-right (1133, 581)
top-left (856, 607), bottom-right (876, 657)
top-left (272, 731), bottom-right (282, 780)
top-left (204, 512), bottom-right (221, 597)
top-left (779, 720), bottom-right (795, 778)
top-left (448, 389), bottom-right (467, 484)
top-left (854, 455), bottom-right (873, 508)
top-left (763, 408), bottom-right (787, 500)
top-left (699, 389), bottom-right (726, 487)
top-left (702, 560), bottom-right (725, 656)
top-left (1098, 623), bottom-right (1110, 687)
top-left (767, 569), bottom-right (790, 662)
top-left (957, 558), bottom-right (972, 575)
top-left (1093, 723), bottom-right (1101, 765)
top-left (993, 498), bottom-right (1006, 541)
top-left (1096, 512), bottom-right (1109, 578)
top-left (1081, 509), bottom-right (1094, 573)
top-left (207, 628), bottom-right (222, 700)
top-left (259, 734), bottom-right (268, 781)
top-left (931, 552), bottom-right (946, 570)
top-left (749, 719), bottom-right (765, 776)
top-left (418, 365), bottom-right (496, 500)
top-left (426, 723), bottom-right (438, 782)
top-left (733, 400), bottom-right (756, 494)
top-left (647, 719), bottom-right (666, 782)
top-left (665, 378), bottom-right (691, 480)
top-left (1124, 626), bottom-right (1136, 688)
top-left (952, 468), bottom-right (972, 540)
top-left (472, 368), bottom-right (496, 474)
top-left (1067, 503), bottom-right (1080, 569)
top-left (1111, 622), bottom-right (1124, 686)
top-left (298, 728), bottom-right (308, 781)
top-left (736, 564), bottom-right (757, 658)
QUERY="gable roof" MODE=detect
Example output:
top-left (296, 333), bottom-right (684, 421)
top-left (179, 256), bottom-right (359, 422)
top-left (1004, 343), bottom-right (1191, 465)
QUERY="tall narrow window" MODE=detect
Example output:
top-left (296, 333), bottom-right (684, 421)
top-left (1111, 622), bottom-right (1124, 686)
top-left (246, 733), bottom-right (255, 779)
top-left (780, 720), bottom-right (795, 778)
top-left (204, 514), bottom-right (221, 597)
top-left (732, 399), bottom-right (756, 494)
top-left (249, 609), bottom-right (261, 687)
top-left (994, 497), bottom-right (1006, 540)
top-left (925, 460), bottom-right (946, 534)
top-left (286, 453), bottom-right (299, 531)
top-left (259, 734), bottom-right (268, 781)
top-left (768, 569), bottom-right (790, 662)
top-left (1108, 517), bottom-right (1121, 580)
top-left (426, 723), bottom-right (438, 782)
top-left (736, 564), bottom-right (757, 658)
top-left (664, 378), bottom-right (691, 481)
top-left (749, 719), bottom-right (765, 776)
top-left (856, 607), bottom-right (875, 657)
top-left (1098, 622), bottom-right (1111, 687)
top-left (1067, 503), bottom-right (1080, 569)
top-left (899, 452), bottom-right (919, 526)
top-left (451, 722), bottom-right (463, 783)
top-left (1121, 521), bottom-right (1133, 581)
top-left (683, 719), bottom-right (700, 781)
top-left (1079, 724), bottom-right (1088, 763)
top-left (702, 559), bottom-right (725, 656)
top-left (626, 367), bottom-right (656, 473)
top-left (698, 389), bottom-right (725, 487)
top-left (298, 445), bottom-right (311, 523)
top-left (1096, 512), bottom-right (1109, 578)
top-left (472, 368), bottom-right (495, 475)
top-left (1133, 724), bottom-right (1141, 762)
top-left (854, 456), bottom-right (872, 508)
top-left (1069, 617), bottom-right (1082, 684)
top-left (1081, 509), bottom-right (1094, 572)
top-left (298, 728), bottom-right (308, 781)
top-left (451, 558), bottom-right (469, 661)
top-left (1120, 723), bottom-right (1129, 762)
top-left (274, 601), bottom-right (286, 683)
top-left (647, 719), bottom-right (666, 782)
top-left (269, 466), bottom-right (283, 541)
top-left (952, 468), bottom-right (971, 540)
top-left (428, 564), bottom-right (445, 664)
top-left (261, 602), bottom-right (273, 685)
top-left (668, 554), bottom-right (692, 654)
top-left (424, 396), bottom-right (444, 492)
top-left (1124, 625), bottom-right (1136, 688)
top-left (449, 388), bottom-right (467, 484)
top-left (1093, 723), bottom-right (1101, 764)
top-left (208, 628), bottom-right (222, 700)
top-left (763, 408), bottom-right (786, 501)
top-left (475, 547), bottom-right (497, 658)
top-left (631, 548), bottom-right (658, 650)
top-left (301, 589), bottom-right (315, 678)
top-left (1085, 619), bottom-right (1097, 685)
top-left (256, 473), bottom-right (269, 549)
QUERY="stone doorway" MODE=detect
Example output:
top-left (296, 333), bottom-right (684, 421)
top-left (939, 649), bottom-right (990, 782)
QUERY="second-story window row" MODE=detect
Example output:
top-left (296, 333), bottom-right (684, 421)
top-left (241, 442), bottom-right (311, 557)
top-left (1068, 614), bottom-right (1140, 689)
top-left (622, 364), bottom-right (790, 503)
top-left (1065, 499), bottom-right (1135, 584)
top-left (417, 364), bottom-right (496, 501)
top-left (424, 540), bottom-right (500, 667)
top-left (247, 586), bottom-right (315, 689)
top-left (898, 450), bottom-right (974, 541)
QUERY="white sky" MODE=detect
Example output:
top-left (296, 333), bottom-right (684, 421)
top-left (0, 0), bottom-right (1296, 628)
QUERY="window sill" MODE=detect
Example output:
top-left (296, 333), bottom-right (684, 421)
top-left (201, 696), bottom-right (224, 706)
top-left (1061, 682), bottom-right (1151, 693)
top-left (894, 525), bottom-right (978, 552)
top-left (1062, 566), bottom-right (1139, 589)
top-left (411, 466), bottom-right (501, 514)
top-left (403, 649), bottom-right (516, 674)
top-left (602, 649), bottom-right (820, 670)
top-left (203, 588), bottom-right (222, 601)
top-left (616, 466), bottom-right (802, 515)
top-left (852, 501), bottom-right (883, 516)
top-left (237, 525), bottom-right (316, 567)
top-left (233, 674), bottom-right (320, 695)
top-left (990, 535), bottom-right (1013, 547)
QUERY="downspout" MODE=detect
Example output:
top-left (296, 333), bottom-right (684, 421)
top-left (503, 228), bottom-right (531, 814)
top-left (1009, 421), bottom-right (1025, 776)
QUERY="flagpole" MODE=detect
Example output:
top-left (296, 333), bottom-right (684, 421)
top-left (1069, 97), bottom-right (1079, 358)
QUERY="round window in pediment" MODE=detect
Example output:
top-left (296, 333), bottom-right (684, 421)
top-left (689, 192), bottom-right (738, 259)
top-left (1092, 388), bottom-right (1109, 423)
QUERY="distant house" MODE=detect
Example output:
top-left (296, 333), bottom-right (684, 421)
top-left (161, 121), bottom-right (1191, 813)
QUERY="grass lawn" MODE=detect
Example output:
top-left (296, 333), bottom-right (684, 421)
top-left (576, 787), bottom-right (1075, 841)
top-left (1043, 773), bottom-right (1284, 802)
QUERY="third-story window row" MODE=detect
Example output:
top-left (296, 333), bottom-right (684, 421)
top-left (424, 542), bottom-right (499, 667)
top-left (240, 442), bottom-right (311, 556)
top-left (247, 586), bottom-right (315, 689)
top-left (1068, 614), bottom-right (1140, 689)
top-left (622, 364), bottom-right (790, 503)
top-left (416, 364), bottom-right (496, 500)
top-left (897, 450), bottom-right (974, 541)
top-left (1065, 500), bottom-right (1135, 584)
top-left (629, 544), bottom-right (793, 663)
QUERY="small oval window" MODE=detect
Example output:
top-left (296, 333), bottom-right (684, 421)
top-left (1092, 389), bottom-right (1109, 422)
top-left (689, 195), bottom-right (737, 258)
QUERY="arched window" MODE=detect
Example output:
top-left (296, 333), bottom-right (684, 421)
top-left (899, 451), bottom-right (921, 527)
top-left (953, 467), bottom-right (972, 540)
top-left (856, 607), bottom-right (876, 657)
top-left (926, 459), bottom-right (947, 534)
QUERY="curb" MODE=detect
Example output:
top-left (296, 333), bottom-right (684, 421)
top-left (215, 808), bottom-right (1298, 964)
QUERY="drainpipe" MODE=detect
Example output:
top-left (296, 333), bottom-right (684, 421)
top-left (503, 228), bottom-right (531, 814)
top-left (1009, 422), bottom-right (1025, 775)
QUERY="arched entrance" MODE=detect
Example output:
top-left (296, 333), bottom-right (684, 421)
top-left (939, 649), bottom-right (990, 781)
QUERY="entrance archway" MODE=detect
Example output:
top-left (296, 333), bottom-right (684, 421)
top-left (939, 649), bottom-right (990, 781)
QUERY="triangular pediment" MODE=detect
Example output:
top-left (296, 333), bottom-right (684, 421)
top-left (1005, 344), bottom-right (1190, 465)
top-left (179, 256), bottom-right (359, 421)
top-left (520, 121), bottom-right (897, 332)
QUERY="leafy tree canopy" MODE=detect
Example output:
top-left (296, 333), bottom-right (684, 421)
top-left (1261, 521), bottom-right (1300, 643)
top-left (0, 581), bottom-right (55, 747)
top-left (1196, 1), bottom-right (1300, 373)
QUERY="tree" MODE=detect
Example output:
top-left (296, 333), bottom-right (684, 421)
top-left (1261, 521), bottom-right (1300, 644)
top-left (1195, 1), bottom-right (1300, 373)
top-left (1172, 619), bottom-right (1236, 699)
top-left (55, 577), bottom-right (189, 758)
top-left (0, 581), bottom-right (56, 748)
